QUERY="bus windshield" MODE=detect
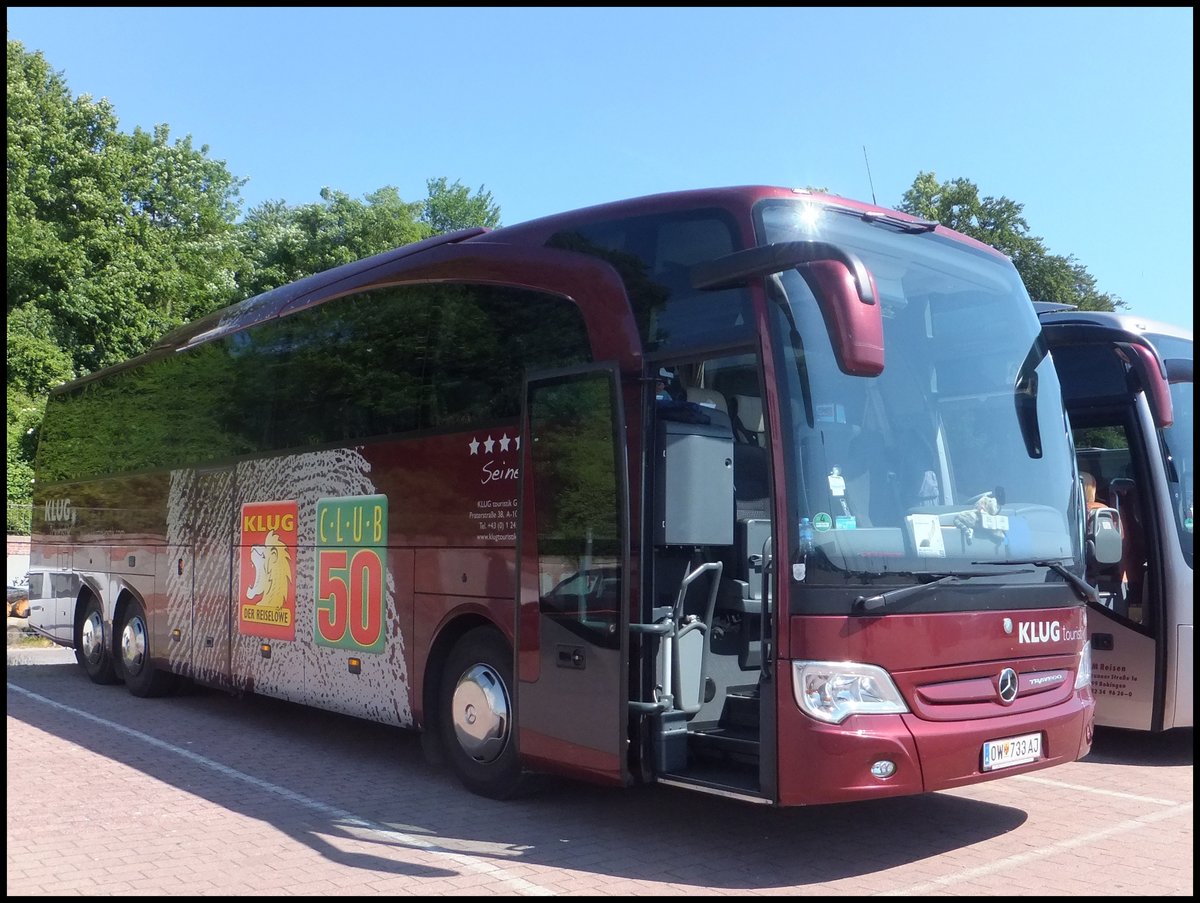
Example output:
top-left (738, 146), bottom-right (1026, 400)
top-left (758, 199), bottom-right (1080, 592)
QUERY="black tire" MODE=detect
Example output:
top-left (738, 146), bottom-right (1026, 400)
top-left (116, 596), bottom-right (177, 698)
top-left (75, 594), bottom-right (120, 685)
top-left (438, 627), bottom-right (526, 800)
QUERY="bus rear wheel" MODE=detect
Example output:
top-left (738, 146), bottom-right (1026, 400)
top-left (438, 627), bottom-right (526, 800)
top-left (117, 596), bottom-right (177, 698)
top-left (76, 594), bottom-right (119, 685)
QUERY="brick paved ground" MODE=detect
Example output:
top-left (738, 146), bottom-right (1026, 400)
top-left (7, 646), bottom-right (1193, 896)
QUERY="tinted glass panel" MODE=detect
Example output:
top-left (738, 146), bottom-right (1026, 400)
top-left (50, 572), bottom-right (74, 598)
top-left (529, 372), bottom-right (623, 649)
top-left (758, 199), bottom-right (1080, 613)
top-left (548, 209), bottom-right (753, 352)
top-left (36, 284), bottom-right (591, 482)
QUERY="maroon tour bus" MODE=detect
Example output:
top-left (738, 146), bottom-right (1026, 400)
top-left (29, 186), bottom-right (1097, 807)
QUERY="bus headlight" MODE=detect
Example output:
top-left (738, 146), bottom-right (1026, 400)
top-left (792, 660), bottom-right (909, 724)
top-left (1075, 638), bottom-right (1092, 690)
top-left (1074, 609), bottom-right (1090, 690)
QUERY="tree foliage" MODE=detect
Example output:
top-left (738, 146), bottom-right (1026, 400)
top-left (235, 187), bottom-right (426, 298)
top-left (6, 39), bottom-right (504, 531)
top-left (7, 39), bottom-right (249, 529)
top-left (7, 41), bottom-right (248, 388)
top-left (236, 179), bottom-right (502, 298)
top-left (422, 176), bottom-right (502, 234)
top-left (897, 172), bottom-right (1122, 312)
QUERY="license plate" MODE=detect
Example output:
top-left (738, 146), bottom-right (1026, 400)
top-left (982, 731), bottom-right (1043, 771)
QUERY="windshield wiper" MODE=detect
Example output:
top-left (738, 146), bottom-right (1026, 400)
top-left (854, 569), bottom-right (1033, 613)
top-left (971, 559), bottom-right (1098, 604)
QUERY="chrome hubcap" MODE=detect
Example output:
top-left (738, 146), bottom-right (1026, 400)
top-left (121, 615), bottom-right (147, 674)
top-left (451, 663), bottom-right (510, 763)
top-left (81, 610), bottom-right (104, 663)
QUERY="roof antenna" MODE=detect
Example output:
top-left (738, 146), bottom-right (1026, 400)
top-left (862, 145), bottom-right (877, 206)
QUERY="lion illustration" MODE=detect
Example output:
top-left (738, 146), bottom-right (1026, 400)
top-left (246, 529), bottom-right (292, 608)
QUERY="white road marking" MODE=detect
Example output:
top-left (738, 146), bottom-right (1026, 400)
top-left (1009, 771), bottom-right (1182, 807)
top-left (879, 802), bottom-right (1191, 896)
top-left (8, 683), bottom-right (554, 896)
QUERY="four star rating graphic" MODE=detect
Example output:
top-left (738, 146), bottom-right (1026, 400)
top-left (468, 434), bottom-right (520, 455)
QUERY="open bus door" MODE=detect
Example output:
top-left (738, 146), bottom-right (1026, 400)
top-left (1040, 318), bottom-right (1176, 731)
top-left (515, 364), bottom-right (631, 786)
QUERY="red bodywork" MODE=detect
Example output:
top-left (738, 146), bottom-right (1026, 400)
top-left (776, 608), bottom-right (1095, 805)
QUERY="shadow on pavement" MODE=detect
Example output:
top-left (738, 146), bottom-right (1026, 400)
top-left (1084, 724), bottom-right (1194, 767)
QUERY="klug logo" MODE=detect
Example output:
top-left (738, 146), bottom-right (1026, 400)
top-left (43, 498), bottom-right (77, 525)
top-left (1017, 620), bottom-right (1085, 643)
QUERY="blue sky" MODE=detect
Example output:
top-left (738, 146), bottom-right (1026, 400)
top-left (7, 7), bottom-right (1194, 330)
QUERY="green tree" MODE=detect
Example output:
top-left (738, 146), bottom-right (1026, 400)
top-left (6, 387), bottom-right (43, 534)
top-left (7, 41), bottom-right (247, 378)
top-left (897, 172), bottom-right (1121, 312)
top-left (7, 39), bottom-right (247, 531)
top-left (422, 176), bottom-right (501, 233)
top-left (236, 179), bottom-right (502, 298)
top-left (236, 186), bottom-right (426, 297)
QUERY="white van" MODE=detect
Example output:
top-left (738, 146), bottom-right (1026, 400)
top-left (24, 568), bottom-right (80, 645)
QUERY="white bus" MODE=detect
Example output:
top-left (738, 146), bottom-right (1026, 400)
top-left (1040, 306), bottom-right (1193, 732)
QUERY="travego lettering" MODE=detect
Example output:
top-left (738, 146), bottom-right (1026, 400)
top-left (1027, 673), bottom-right (1066, 687)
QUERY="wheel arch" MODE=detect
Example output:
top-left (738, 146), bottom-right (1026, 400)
top-left (72, 576), bottom-right (121, 685)
top-left (110, 584), bottom-right (151, 657)
top-left (72, 577), bottom-right (106, 646)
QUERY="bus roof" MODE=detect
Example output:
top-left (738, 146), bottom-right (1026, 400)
top-left (482, 185), bottom-right (1007, 258)
top-left (51, 185), bottom-right (1009, 394)
top-left (1036, 307), bottom-right (1193, 343)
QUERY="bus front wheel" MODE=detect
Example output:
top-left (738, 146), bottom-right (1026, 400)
top-left (76, 594), bottom-right (119, 685)
top-left (438, 627), bottom-right (526, 800)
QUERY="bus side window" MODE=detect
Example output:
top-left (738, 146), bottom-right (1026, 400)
top-left (727, 396), bottom-right (769, 523)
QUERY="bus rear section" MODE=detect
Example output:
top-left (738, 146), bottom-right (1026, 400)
top-left (1039, 308), bottom-right (1193, 732)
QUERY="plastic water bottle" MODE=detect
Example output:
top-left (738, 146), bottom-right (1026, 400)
top-left (799, 517), bottom-right (815, 555)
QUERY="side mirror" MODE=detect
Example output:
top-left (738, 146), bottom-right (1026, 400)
top-left (691, 241), bottom-right (884, 377)
top-left (797, 259), bottom-right (884, 377)
top-left (1122, 343), bottom-right (1174, 428)
top-left (1038, 320), bottom-right (1182, 430)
